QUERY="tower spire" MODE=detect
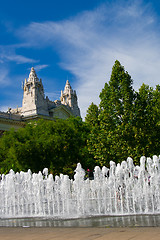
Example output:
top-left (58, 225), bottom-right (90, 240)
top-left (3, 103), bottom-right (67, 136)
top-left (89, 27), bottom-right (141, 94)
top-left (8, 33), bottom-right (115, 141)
top-left (22, 68), bottom-right (48, 117)
top-left (60, 79), bottom-right (81, 117)
top-left (64, 79), bottom-right (73, 94)
top-left (28, 67), bottom-right (39, 82)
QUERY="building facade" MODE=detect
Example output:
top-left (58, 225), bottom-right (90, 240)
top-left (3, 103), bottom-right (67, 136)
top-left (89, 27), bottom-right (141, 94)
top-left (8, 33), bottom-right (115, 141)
top-left (0, 67), bottom-right (81, 132)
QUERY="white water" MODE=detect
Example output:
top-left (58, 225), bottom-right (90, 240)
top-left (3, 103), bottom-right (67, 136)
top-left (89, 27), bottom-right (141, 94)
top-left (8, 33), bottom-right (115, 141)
top-left (0, 155), bottom-right (160, 218)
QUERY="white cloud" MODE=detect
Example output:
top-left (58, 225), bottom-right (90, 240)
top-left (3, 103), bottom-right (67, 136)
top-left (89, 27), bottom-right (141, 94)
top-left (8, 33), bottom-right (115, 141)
top-left (17, 0), bottom-right (160, 118)
top-left (0, 45), bottom-right (37, 64)
top-left (4, 54), bottom-right (37, 64)
top-left (34, 64), bottom-right (49, 71)
top-left (0, 67), bottom-right (11, 86)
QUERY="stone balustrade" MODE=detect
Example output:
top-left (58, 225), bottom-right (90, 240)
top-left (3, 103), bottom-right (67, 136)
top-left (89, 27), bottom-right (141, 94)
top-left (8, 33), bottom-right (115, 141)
top-left (0, 111), bottom-right (22, 121)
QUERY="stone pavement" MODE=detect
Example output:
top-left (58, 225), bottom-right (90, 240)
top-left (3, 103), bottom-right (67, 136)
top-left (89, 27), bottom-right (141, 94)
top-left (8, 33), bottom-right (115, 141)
top-left (0, 227), bottom-right (160, 240)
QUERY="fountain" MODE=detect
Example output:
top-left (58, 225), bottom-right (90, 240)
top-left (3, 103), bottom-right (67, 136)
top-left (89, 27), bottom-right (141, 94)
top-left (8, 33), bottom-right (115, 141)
top-left (0, 155), bottom-right (160, 219)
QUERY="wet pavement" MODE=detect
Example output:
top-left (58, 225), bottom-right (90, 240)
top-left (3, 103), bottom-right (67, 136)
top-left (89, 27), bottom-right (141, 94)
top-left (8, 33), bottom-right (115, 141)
top-left (0, 214), bottom-right (160, 227)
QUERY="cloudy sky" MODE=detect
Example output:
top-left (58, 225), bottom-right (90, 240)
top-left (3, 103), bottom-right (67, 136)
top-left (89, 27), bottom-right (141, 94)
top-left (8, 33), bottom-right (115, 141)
top-left (0, 0), bottom-right (160, 118)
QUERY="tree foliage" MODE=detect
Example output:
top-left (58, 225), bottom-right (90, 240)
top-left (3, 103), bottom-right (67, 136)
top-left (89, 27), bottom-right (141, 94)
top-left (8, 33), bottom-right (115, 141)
top-left (0, 117), bottom-right (92, 176)
top-left (86, 60), bottom-right (160, 166)
top-left (132, 84), bottom-right (160, 163)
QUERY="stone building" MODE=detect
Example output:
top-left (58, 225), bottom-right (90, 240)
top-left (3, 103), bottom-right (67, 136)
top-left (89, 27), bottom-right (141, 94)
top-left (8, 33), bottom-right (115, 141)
top-left (0, 67), bottom-right (81, 133)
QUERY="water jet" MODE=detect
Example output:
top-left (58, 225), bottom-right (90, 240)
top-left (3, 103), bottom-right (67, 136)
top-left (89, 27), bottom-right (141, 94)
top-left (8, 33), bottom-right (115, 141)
top-left (0, 155), bottom-right (160, 219)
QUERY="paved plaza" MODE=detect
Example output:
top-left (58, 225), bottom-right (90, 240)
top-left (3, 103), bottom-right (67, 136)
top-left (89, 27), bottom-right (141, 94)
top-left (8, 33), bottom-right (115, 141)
top-left (0, 227), bottom-right (160, 240)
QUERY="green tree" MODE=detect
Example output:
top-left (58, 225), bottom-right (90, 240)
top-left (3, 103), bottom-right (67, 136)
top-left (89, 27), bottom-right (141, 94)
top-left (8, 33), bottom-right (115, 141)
top-left (85, 60), bottom-right (160, 166)
top-left (86, 60), bottom-right (135, 166)
top-left (85, 102), bottom-right (100, 168)
top-left (99, 60), bottom-right (135, 165)
top-left (85, 102), bottom-right (99, 126)
top-left (132, 84), bottom-right (160, 163)
top-left (0, 118), bottom-right (91, 176)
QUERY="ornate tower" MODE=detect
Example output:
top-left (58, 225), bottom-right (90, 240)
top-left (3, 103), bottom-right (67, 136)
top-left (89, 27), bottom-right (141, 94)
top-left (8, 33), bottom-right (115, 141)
top-left (22, 67), bottom-right (49, 117)
top-left (60, 80), bottom-right (81, 117)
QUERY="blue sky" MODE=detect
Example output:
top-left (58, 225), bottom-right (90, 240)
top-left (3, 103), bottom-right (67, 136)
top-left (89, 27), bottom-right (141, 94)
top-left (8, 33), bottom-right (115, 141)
top-left (1, 0), bottom-right (160, 118)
